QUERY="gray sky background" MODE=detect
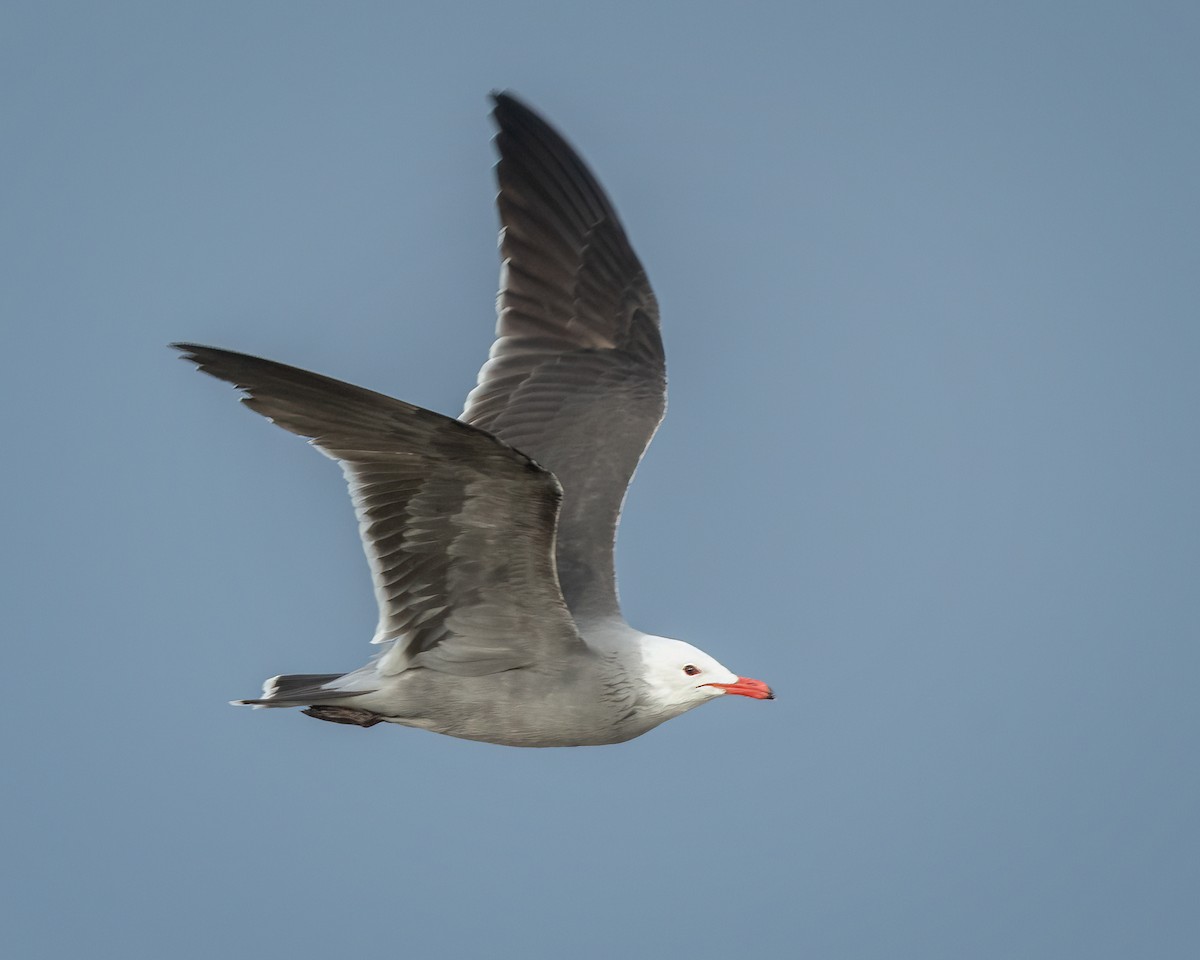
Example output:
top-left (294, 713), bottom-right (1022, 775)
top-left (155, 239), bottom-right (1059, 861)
top-left (4, 2), bottom-right (1198, 958)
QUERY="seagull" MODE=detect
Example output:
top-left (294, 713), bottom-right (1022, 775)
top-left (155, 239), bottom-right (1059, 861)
top-left (175, 92), bottom-right (772, 747)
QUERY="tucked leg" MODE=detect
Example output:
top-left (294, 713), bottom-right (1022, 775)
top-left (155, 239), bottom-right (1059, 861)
top-left (302, 705), bottom-right (384, 727)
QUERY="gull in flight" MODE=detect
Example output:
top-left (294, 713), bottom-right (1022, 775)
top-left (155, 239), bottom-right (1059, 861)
top-left (176, 93), bottom-right (772, 747)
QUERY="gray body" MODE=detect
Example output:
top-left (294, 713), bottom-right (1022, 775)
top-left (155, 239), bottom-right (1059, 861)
top-left (342, 638), bottom-right (655, 748)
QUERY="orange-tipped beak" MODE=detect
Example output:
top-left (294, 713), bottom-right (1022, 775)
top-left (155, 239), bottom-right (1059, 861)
top-left (706, 677), bottom-right (774, 700)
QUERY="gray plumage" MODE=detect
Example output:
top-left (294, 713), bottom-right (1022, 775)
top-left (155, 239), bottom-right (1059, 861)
top-left (176, 92), bottom-right (771, 748)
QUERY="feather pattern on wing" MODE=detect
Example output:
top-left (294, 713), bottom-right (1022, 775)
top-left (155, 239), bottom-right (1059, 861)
top-left (462, 93), bottom-right (668, 624)
top-left (174, 343), bottom-right (585, 677)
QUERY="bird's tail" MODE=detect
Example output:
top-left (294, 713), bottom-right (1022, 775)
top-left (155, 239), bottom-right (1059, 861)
top-left (232, 673), bottom-right (369, 708)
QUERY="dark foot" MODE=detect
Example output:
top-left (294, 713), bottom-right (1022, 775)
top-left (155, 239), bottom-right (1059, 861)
top-left (302, 706), bottom-right (384, 727)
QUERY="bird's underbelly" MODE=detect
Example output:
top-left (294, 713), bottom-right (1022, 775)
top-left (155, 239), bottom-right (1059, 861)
top-left (369, 669), bottom-right (655, 748)
top-left (380, 714), bottom-right (646, 748)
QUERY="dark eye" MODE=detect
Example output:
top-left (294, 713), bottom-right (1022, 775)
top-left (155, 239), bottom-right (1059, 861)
top-left (683, 664), bottom-right (701, 677)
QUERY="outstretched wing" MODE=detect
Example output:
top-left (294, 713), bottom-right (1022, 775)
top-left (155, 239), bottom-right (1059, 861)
top-left (176, 343), bottom-right (585, 677)
top-left (462, 93), bottom-right (667, 625)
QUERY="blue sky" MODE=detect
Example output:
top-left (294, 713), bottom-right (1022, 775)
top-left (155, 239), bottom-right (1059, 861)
top-left (4, 2), bottom-right (1198, 957)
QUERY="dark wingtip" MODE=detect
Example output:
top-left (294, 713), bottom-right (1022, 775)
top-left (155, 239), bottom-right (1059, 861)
top-left (490, 90), bottom-right (538, 130)
top-left (490, 89), bottom-right (520, 108)
top-left (170, 342), bottom-right (206, 360)
top-left (171, 343), bottom-right (231, 378)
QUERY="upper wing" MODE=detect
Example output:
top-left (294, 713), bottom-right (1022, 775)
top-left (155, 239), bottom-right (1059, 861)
top-left (175, 343), bottom-right (585, 677)
top-left (462, 93), bottom-right (667, 625)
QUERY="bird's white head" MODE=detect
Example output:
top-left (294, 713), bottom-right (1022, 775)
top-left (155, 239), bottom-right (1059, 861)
top-left (637, 635), bottom-right (773, 719)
